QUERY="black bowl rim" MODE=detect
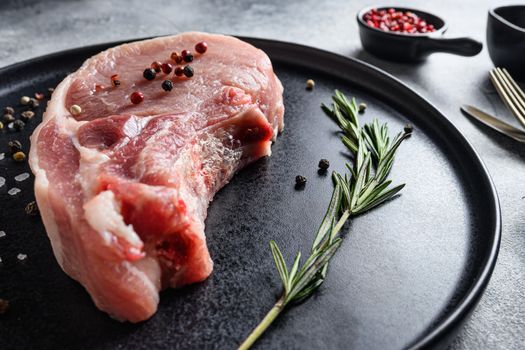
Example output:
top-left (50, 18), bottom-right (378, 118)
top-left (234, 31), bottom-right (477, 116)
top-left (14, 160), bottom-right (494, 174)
top-left (489, 5), bottom-right (525, 33)
top-left (357, 5), bottom-right (447, 38)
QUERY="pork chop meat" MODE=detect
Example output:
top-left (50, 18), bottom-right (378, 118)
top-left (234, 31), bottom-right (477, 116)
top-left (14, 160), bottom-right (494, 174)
top-left (29, 32), bottom-right (284, 322)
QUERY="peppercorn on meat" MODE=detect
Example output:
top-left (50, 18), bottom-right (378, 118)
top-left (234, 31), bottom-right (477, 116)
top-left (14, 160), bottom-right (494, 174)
top-left (29, 32), bottom-right (284, 322)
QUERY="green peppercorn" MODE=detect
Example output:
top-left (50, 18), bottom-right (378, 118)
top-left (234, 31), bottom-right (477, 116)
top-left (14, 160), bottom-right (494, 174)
top-left (318, 159), bottom-right (330, 170)
top-left (3, 114), bottom-right (14, 123)
top-left (358, 102), bottom-right (367, 113)
top-left (295, 175), bottom-right (307, 186)
top-left (161, 80), bottom-right (173, 92)
top-left (404, 123), bottom-right (413, 134)
top-left (183, 65), bottom-right (194, 78)
top-left (3, 106), bottom-right (14, 115)
top-left (8, 140), bottom-right (22, 154)
top-left (0, 121), bottom-right (3, 130)
top-left (20, 110), bottom-right (34, 122)
top-left (13, 119), bottom-right (25, 131)
top-left (13, 151), bottom-right (26, 162)
top-left (143, 68), bottom-right (157, 81)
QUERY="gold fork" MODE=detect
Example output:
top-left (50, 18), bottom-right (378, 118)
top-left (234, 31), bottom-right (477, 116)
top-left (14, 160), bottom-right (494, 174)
top-left (489, 67), bottom-right (525, 129)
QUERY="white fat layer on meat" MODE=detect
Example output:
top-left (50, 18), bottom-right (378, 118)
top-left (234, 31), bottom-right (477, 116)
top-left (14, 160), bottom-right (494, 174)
top-left (28, 115), bottom-right (76, 271)
top-left (57, 113), bottom-right (85, 137)
top-left (74, 139), bottom-right (110, 198)
top-left (32, 165), bottom-right (66, 268)
top-left (83, 190), bottom-right (142, 247)
top-left (28, 73), bottom-right (81, 272)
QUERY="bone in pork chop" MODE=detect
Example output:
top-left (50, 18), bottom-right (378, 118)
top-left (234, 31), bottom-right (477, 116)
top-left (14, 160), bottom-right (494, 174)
top-left (29, 32), bottom-right (284, 322)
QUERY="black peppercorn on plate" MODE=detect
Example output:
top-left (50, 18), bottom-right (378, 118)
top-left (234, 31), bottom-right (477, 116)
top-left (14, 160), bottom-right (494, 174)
top-left (0, 37), bottom-right (500, 350)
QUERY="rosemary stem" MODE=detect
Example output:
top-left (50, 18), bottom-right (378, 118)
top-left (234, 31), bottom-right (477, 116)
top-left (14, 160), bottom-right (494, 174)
top-left (239, 296), bottom-right (286, 350)
top-left (333, 210), bottom-right (350, 236)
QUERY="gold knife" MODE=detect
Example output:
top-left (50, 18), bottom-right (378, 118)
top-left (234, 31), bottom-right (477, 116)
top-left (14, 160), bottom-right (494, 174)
top-left (460, 105), bottom-right (525, 143)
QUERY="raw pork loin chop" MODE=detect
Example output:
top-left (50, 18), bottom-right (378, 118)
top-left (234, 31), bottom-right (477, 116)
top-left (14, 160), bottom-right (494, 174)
top-left (29, 32), bottom-right (284, 322)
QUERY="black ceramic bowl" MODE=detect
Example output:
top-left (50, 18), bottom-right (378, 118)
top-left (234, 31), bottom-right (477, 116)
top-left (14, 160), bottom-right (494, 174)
top-left (357, 6), bottom-right (483, 62)
top-left (487, 5), bottom-right (525, 81)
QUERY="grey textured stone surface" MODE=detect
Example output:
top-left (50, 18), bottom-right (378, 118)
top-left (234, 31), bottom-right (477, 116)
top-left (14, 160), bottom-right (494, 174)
top-left (0, 0), bottom-right (523, 349)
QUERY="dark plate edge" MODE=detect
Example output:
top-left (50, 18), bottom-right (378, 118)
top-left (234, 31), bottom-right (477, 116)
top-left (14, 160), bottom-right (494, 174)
top-left (239, 36), bottom-right (502, 349)
top-left (0, 35), bottom-right (502, 350)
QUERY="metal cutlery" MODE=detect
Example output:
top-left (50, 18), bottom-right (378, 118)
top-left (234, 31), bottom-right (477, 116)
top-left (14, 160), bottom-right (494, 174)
top-left (461, 104), bottom-right (525, 143)
top-left (489, 67), bottom-right (525, 129)
top-left (461, 68), bottom-right (525, 142)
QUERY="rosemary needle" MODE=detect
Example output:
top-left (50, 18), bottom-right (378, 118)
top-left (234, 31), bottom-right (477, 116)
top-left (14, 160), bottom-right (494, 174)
top-left (239, 90), bottom-right (410, 350)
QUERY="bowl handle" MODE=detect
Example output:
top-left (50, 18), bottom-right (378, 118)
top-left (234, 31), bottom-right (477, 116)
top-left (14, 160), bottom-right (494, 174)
top-left (421, 37), bottom-right (483, 57)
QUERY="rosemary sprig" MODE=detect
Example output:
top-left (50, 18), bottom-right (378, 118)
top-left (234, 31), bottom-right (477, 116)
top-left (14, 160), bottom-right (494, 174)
top-left (239, 90), bottom-right (411, 350)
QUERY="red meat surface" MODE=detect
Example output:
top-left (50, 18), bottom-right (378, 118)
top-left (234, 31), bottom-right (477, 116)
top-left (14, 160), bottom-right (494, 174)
top-left (29, 32), bottom-right (284, 322)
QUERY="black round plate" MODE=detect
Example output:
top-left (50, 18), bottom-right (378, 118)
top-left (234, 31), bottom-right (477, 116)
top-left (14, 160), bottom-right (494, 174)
top-left (0, 37), bottom-right (500, 350)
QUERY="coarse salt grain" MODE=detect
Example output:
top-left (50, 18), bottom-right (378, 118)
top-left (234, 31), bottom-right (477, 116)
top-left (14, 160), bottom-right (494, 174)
top-left (0, 177), bottom-right (5, 188)
top-left (8, 188), bottom-right (21, 195)
top-left (14, 172), bottom-right (30, 182)
top-left (0, 153), bottom-right (4, 160)
top-left (17, 253), bottom-right (27, 261)
top-left (0, 231), bottom-right (5, 238)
